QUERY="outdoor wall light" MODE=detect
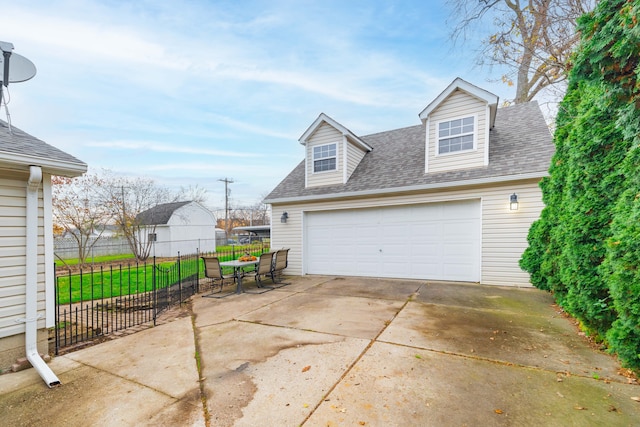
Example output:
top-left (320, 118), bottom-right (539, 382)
top-left (510, 193), bottom-right (519, 211)
top-left (280, 212), bottom-right (289, 223)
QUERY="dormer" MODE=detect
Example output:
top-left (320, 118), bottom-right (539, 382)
top-left (419, 78), bottom-right (499, 173)
top-left (299, 113), bottom-right (373, 188)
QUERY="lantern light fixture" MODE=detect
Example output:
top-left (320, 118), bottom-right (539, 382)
top-left (510, 193), bottom-right (519, 211)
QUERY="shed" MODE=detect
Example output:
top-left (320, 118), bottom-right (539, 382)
top-left (136, 201), bottom-right (216, 257)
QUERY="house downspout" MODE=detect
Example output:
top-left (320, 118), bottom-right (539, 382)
top-left (23, 165), bottom-right (61, 388)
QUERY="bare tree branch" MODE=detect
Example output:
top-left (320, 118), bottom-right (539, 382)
top-left (448, 0), bottom-right (597, 104)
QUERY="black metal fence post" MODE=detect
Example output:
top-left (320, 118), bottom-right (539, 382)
top-left (152, 256), bottom-right (157, 326)
top-left (177, 252), bottom-right (182, 304)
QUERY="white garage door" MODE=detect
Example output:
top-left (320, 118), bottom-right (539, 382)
top-left (304, 200), bottom-right (481, 282)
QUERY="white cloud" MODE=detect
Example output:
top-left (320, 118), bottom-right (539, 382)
top-left (86, 140), bottom-right (260, 157)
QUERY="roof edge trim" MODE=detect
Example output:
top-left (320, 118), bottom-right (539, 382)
top-left (0, 151), bottom-right (87, 177)
top-left (418, 77), bottom-right (499, 127)
top-left (264, 171), bottom-right (547, 205)
top-left (298, 113), bottom-right (373, 152)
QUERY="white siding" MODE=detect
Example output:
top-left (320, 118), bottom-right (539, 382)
top-left (305, 123), bottom-right (343, 188)
top-left (481, 183), bottom-right (545, 286)
top-left (271, 179), bottom-right (543, 287)
top-left (0, 172), bottom-right (47, 337)
top-left (0, 174), bottom-right (28, 340)
top-left (427, 90), bottom-right (487, 173)
top-left (346, 140), bottom-right (366, 181)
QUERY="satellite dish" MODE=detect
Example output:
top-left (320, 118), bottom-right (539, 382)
top-left (0, 42), bottom-right (37, 129)
top-left (0, 52), bottom-right (37, 84)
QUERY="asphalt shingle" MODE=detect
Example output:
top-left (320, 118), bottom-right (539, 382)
top-left (0, 119), bottom-right (85, 166)
top-left (136, 201), bottom-right (191, 225)
top-left (265, 101), bottom-right (553, 202)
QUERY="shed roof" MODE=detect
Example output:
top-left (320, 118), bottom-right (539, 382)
top-left (136, 201), bottom-right (191, 225)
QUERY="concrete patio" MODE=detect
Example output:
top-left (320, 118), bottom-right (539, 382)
top-left (1, 276), bottom-right (639, 426)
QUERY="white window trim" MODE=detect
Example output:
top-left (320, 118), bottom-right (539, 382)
top-left (312, 142), bottom-right (338, 174)
top-left (435, 114), bottom-right (477, 156)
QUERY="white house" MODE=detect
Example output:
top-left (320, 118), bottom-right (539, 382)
top-left (0, 119), bottom-right (86, 383)
top-left (264, 78), bottom-right (554, 287)
top-left (136, 201), bottom-right (217, 257)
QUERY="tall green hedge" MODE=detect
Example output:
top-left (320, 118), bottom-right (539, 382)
top-left (521, 0), bottom-right (640, 370)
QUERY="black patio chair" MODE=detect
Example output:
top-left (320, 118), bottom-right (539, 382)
top-left (201, 256), bottom-right (236, 298)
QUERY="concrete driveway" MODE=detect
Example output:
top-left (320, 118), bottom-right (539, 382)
top-left (1, 276), bottom-right (639, 426)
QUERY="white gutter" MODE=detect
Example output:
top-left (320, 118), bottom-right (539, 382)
top-left (23, 165), bottom-right (61, 388)
top-left (0, 151), bottom-right (87, 177)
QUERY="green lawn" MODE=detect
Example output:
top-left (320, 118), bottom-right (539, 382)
top-left (55, 246), bottom-right (266, 304)
top-left (56, 262), bottom-right (161, 305)
top-left (55, 254), bottom-right (136, 267)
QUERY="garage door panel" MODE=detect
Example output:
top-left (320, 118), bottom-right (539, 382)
top-left (305, 200), bottom-right (480, 281)
top-left (444, 200), bottom-right (480, 219)
top-left (443, 220), bottom-right (477, 236)
top-left (355, 261), bottom-right (379, 275)
top-left (443, 242), bottom-right (477, 255)
top-left (443, 263), bottom-right (475, 280)
top-left (411, 242), bottom-right (439, 255)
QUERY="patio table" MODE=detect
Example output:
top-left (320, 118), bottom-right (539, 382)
top-left (220, 259), bottom-right (259, 294)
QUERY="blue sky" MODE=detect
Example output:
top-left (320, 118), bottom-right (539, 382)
top-left (3, 0), bottom-right (513, 209)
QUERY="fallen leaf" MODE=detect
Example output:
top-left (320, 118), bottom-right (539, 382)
top-left (303, 403), bottom-right (309, 408)
top-left (557, 392), bottom-right (565, 398)
top-left (631, 396), bottom-right (640, 402)
top-left (302, 365), bottom-right (311, 372)
top-left (574, 406), bottom-right (587, 410)
top-left (359, 422), bottom-right (366, 426)
top-left (494, 409), bottom-right (503, 414)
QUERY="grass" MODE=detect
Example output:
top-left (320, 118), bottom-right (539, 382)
top-left (55, 253), bottom-right (136, 267)
top-left (55, 246), bottom-right (266, 305)
top-left (56, 262), bottom-right (160, 305)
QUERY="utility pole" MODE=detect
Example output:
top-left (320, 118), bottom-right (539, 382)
top-left (218, 178), bottom-right (234, 238)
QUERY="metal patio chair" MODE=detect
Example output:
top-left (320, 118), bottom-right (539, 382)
top-left (201, 256), bottom-right (236, 298)
top-left (244, 252), bottom-right (275, 294)
top-left (270, 248), bottom-right (290, 288)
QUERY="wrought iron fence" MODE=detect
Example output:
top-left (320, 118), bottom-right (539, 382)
top-left (53, 243), bottom-right (268, 354)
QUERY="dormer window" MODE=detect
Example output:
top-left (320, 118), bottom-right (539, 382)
top-left (313, 143), bottom-right (337, 172)
top-left (438, 116), bottom-right (475, 154)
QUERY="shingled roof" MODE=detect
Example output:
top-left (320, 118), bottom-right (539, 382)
top-left (0, 119), bottom-right (86, 176)
top-left (136, 201), bottom-right (192, 225)
top-left (264, 101), bottom-right (553, 204)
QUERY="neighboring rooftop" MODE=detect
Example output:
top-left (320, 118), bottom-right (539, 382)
top-left (136, 201), bottom-right (192, 225)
